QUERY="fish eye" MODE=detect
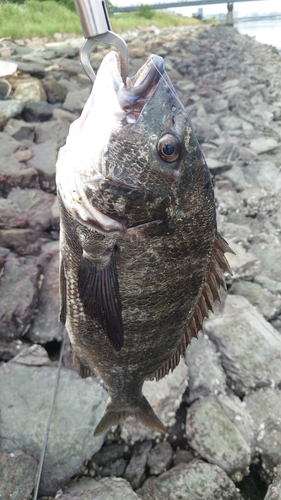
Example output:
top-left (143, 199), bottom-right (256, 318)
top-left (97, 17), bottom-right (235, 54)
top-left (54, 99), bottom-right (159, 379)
top-left (157, 133), bottom-right (181, 163)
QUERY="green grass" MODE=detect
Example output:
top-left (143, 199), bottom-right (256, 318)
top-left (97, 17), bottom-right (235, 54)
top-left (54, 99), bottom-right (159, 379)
top-left (0, 0), bottom-right (204, 39)
top-left (0, 1), bottom-right (82, 38)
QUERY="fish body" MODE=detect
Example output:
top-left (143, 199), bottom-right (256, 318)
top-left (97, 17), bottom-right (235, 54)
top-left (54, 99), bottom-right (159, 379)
top-left (56, 52), bottom-right (232, 435)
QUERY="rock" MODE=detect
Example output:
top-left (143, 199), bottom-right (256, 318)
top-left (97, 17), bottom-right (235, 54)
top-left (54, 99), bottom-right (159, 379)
top-left (121, 359), bottom-right (188, 443)
top-left (137, 460), bottom-right (240, 500)
top-left (8, 188), bottom-right (57, 231)
top-left (124, 441), bottom-right (152, 489)
top-left (251, 242), bottom-right (281, 283)
top-left (0, 253), bottom-right (40, 340)
top-left (27, 139), bottom-right (57, 191)
top-left (27, 244), bottom-right (65, 343)
top-left (204, 295), bottom-right (281, 394)
top-left (244, 389), bottom-right (281, 471)
top-left (22, 101), bottom-right (54, 122)
top-left (172, 449), bottom-right (194, 466)
top-left (35, 119), bottom-right (70, 149)
top-left (0, 450), bottom-right (37, 500)
top-left (11, 147), bottom-right (33, 162)
top-left (0, 338), bottom-right (31, 362)
top-left (221, 164), bottom-right (248, 192)
top-left (62, 87), bottom-right (91, 113)
top-left (0, 156), bottom-right (38, 195)
top-left (0, 131), bottom-right (22, 157)
top-left (230, 281), bottom-right (281, 321)
top-left (60, 477), bottom-right (141, 500)
top-left (90, 443), bottom-right (128, 478)
top-left (185, 394), bottom-right (253, 476)
top-left (11, 343), bottom-right (52, 366)
top-left (0, 352), bottom-right (108, 496)
top-left (147, 441), bottom-right (173, 475)
top-left (13, 78), bottom-right (47, 102)
top-left (0, 197), bottom-right (29, 228)
top-left (244, 161), bottom-right (281, 192)
top-left (41, 74), bottom-right (67, 103)
top-left (0, 99), bottom-right (24, 120)
top-left (224, 240), bottom-right (259, 280)
top-left (249, 137), bottom-right (280, 155)
top-left (185, 332), bottom-right (226, 404)
top-left (254, 275), bottom-right (281, 295)
top-left (4, 118), bottom-right (35, 142)
top-left (264, 466), bottom-right (281, 500)
top-left (0, 228), bottom-right (51, 255)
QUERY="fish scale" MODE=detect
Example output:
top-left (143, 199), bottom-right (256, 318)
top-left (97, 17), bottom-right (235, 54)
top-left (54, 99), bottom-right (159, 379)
top-left (56, 51), bottom-right (233, 436)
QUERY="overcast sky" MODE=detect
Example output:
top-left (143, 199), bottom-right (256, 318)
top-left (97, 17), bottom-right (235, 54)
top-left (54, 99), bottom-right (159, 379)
top-left (112, 0), bottom-right (281, 16)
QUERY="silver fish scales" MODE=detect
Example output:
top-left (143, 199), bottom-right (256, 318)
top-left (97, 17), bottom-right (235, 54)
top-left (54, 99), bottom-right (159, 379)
top-left (56, 52), bottom-right (233, 436)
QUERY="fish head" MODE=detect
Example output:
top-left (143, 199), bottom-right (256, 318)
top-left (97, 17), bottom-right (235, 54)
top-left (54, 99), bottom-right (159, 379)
top-left (56, 51), bottom-right (214, 230)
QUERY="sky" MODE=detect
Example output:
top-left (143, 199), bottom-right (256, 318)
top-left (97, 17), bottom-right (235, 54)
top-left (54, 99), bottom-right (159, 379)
top-left (112, 0), bottom-right (281, 17)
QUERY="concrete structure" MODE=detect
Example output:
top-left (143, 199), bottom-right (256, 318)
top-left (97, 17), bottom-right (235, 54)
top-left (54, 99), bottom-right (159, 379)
top-left (226, 2), bottom-right (234, 25)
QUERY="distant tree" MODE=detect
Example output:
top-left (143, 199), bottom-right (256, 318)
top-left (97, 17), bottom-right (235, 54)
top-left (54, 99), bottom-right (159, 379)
top-left (137, 4), bottom-right (154, 19)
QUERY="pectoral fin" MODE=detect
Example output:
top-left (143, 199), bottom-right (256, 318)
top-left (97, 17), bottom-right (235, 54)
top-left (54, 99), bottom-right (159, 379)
top-left (59, 257), bottom-right (67, 325)
top-left (78, 246), bottom-right (124, 351)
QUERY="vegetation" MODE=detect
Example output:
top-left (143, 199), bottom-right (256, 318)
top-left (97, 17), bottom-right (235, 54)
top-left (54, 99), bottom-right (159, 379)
top-left (0, 0), bottom-right (203, 39)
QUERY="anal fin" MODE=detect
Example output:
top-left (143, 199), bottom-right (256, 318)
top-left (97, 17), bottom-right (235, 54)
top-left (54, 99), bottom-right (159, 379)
top-left (78, 246), bottom-right (124, 351)
top-left (150, 231), bottom-right (234, 381)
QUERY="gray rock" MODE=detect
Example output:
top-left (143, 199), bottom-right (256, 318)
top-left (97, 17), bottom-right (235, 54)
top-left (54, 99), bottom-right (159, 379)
top-left (27, 139), bottom-right (57, 191)
top-left (147, 441), bottom-right (173, 475)
top-left (224, 240), bottom-right (259, 280)
top-left (264, 466), bottom-right (281, 500)
top-left (41, 74), bottom-right (67, 103)
top-left (8, 188), bottom-right (57, 231)
top-left (35, 119), bottom-right (70, 149)
top-left (244, 161), bottom-right (281, 191)
top-left (0, 354), bottom-right (107, 496)
top-left (4, 118), bottom-right (35, 142)
top-left (254, 275), bottom-right (281, 295)
top-left (205, 295), bottom-right (281, 394)
top-left (230, 281), bottom-right (281, 321)
top-left (249, 137), bottom-right (280, 155)
top-left (0, 131), bottom-right (22, 157)
top-left (13, 78), bottom-right (47, 102)
top-left (185, 394), bottom-right (252, 476)
top-left (0, 228), bottom-right (51, 255)
top-left (0, 450), bottom-right (37, 500)
top-left (62, 87), bottom-right (91, 113)
top-left (0, 338), bottom-right (31, 362)
top-left (121, 359), bottom-right (188, 443)
top-left (60, 477), bottom-right (141, 500)
top-left (172, 449), bottom-right (194, 466)
top-left (0, 99), bottom-right (24, 119)
top-left (0, 254), bottom-right (40, 340)
top-left (22, 101), bottom-right (54, 122)
top-left (185, 332), bottom-right (226, 404)
top-left (124, 441), bottom-right (152, 489)
top-left (16, 61), bottom-right (47, 77)
top-left (251, 242), bottom-right (281, 283)
top-left (221, 164), bottom-right (248, 192)
top-left (0, 156), bottom-right (38, 195)
top-left (138, 460), bottom-right (239, 500)
top-left (244, 389), bottom-right (281, 470)
top-left (0, 197), bottom-right (28, 228)
top-left (28, 244), bottom-right (66, 343)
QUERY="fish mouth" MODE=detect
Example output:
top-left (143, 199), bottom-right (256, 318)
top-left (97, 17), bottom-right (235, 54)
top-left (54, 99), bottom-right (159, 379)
top-left (118, 54), bottom-right (165, 113)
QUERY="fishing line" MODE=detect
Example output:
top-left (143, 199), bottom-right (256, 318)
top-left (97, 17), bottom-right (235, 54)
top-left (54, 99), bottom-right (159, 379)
top-left (33, 329), bottom-right (67, 500)
top-left (151, 58), bottom-right (186, 113)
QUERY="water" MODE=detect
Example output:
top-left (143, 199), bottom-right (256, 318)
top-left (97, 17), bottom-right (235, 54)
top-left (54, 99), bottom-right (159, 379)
top-left (235, 19), bottom-right (281, 51)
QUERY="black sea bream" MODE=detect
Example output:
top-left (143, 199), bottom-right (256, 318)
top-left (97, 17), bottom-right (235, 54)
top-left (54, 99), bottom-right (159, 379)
top-left (56, 52), bottom-right (232, 436)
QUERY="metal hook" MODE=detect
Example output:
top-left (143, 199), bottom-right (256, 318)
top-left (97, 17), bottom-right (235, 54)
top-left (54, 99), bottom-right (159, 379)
top-left (75, 0), bottom-right (128, 84)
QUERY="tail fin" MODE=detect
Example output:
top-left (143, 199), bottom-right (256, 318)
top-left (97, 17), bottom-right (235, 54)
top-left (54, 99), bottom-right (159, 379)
top-left (94, 396), bottom-right (166, 436)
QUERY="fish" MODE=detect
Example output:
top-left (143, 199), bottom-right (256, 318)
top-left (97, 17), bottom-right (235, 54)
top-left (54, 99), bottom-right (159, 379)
top-left (56, 51), bottom-right (233, 436)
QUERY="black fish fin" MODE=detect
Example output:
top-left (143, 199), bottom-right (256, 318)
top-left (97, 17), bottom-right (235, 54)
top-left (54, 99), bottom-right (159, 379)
top-left (59, 258), bottom-right (67, 325)
top-left (94, 396), bottom-right (166, 436)
top-left (150, 232), bottom-right (234, 381)
top-left (78, 247), bottom-right (124, 351)
top-left (73, 354), bottom-right (92, 379)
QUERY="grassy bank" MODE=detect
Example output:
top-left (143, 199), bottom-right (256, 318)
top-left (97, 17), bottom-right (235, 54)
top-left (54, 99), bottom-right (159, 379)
top-left (0, 0), bottom-right (204, 39)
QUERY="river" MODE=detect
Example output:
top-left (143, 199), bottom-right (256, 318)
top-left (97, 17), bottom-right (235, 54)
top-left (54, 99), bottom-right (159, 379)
top-left (234, 18), bottom-right (281, 51)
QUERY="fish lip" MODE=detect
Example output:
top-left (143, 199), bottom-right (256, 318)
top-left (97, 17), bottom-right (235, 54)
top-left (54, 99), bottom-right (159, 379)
top-left (118, 54), bottom-right (165, 110)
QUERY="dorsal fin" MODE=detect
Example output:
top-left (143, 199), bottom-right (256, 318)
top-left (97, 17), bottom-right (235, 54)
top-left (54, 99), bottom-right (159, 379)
top-left (150, 232), bottom-right (234, 381)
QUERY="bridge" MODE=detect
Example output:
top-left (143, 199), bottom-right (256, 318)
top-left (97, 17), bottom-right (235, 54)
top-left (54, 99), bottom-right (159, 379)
top-left (112, 0), bottom-right (264, 13)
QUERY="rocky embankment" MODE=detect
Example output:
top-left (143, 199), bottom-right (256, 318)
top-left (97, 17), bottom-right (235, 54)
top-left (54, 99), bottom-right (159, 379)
top-left (1, 23), bottom-right (281, 500)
